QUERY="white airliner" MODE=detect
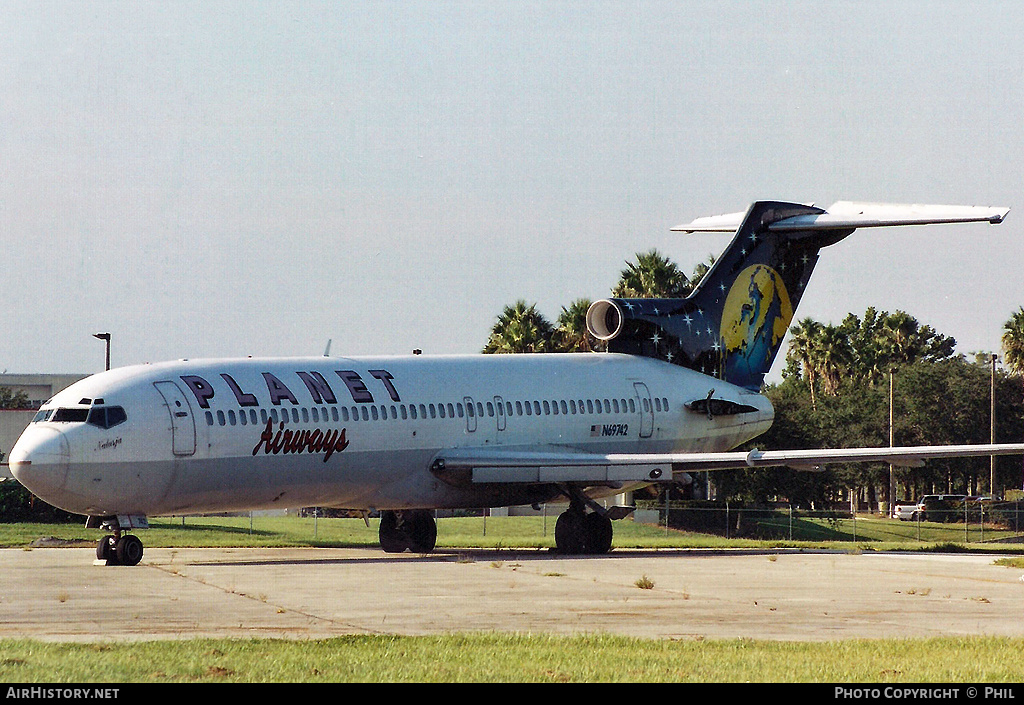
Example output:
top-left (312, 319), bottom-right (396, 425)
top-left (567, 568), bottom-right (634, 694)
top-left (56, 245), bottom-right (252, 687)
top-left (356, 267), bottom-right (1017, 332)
top-left (9, 199), bottom-right (1024, 565)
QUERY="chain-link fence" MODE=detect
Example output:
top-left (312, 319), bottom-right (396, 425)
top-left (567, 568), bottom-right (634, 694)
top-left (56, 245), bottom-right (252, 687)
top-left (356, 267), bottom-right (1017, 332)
top-left (634, 500), bottom-right (1024, 543)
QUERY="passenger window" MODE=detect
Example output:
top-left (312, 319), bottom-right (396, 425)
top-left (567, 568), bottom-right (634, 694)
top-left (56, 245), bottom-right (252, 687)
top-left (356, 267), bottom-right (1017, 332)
top-left (217, 410), bottom-right (226, 426)
top-left (228, 410), bottom-right (237, 426)
top-left (543, 401), bottom-right (550, 415)
top-left (205, 411), bottom-right (214, 426)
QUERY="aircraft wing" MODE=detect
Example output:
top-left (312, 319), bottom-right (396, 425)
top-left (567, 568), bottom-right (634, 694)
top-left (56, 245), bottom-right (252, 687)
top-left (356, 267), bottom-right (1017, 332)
top-left (433, 443), bottom-right (1024, 485)
top-left (673, 202), bottom-right (1009, 233)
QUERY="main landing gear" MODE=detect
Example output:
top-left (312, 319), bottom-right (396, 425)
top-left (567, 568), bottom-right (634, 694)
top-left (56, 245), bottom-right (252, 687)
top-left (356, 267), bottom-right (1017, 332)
top-left (89, 516), bottom-right (146, 566)
top-left (378, 510), bottom-right (438, 554)
top-left (554, 501), bottom-right (613, 555)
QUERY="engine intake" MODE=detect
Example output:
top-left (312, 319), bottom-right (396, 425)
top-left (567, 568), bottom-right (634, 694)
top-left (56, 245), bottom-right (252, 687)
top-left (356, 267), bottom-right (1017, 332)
top-left (586, 300), bottom-right (625, 341)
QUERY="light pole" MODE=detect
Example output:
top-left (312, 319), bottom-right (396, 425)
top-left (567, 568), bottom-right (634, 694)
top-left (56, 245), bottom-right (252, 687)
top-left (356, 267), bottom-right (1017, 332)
top-left (991, 353), bottom-right (998, 497)
top-left (888, 368), bottom-right (896, 515)
top-left (93, 333), bottom-right (111, 371)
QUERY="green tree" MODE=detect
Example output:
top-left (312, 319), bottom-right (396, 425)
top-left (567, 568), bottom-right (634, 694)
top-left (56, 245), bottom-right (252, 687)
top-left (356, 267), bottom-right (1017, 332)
top-left (554, 298), bottom-right (601, 353)
top-left (482, 300), bottom-right (555, 354)
top-left (611, 249), bottom-right (692, 298)
top-left (0, 387), bottom-right (29, 410)
top-left (1002, 306), bottom-right (1024, 379)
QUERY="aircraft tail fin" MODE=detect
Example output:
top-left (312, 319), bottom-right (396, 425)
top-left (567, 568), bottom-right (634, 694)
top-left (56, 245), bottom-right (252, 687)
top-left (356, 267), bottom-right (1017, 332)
top-left (586, 200), bottom-right (1008, 390)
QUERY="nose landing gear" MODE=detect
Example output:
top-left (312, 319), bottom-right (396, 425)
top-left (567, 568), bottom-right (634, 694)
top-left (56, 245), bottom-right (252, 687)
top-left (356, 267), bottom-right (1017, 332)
top-left (89, 516), bottom-right (147, 566)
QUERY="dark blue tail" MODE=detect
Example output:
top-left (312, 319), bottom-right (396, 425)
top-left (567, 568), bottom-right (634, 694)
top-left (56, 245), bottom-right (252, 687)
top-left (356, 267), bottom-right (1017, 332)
top-left (586, 201), bottom-right (853, 390)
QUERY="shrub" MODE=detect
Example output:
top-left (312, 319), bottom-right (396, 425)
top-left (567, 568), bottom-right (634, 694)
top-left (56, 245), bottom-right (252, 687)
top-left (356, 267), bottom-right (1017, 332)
top-left (0, 480), bottom-right (78, 523)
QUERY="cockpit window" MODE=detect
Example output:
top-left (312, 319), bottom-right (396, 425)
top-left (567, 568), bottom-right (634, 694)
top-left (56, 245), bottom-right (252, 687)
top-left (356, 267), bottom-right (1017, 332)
top-left (87, 406), bottom-right (128, 430)
top-left (52, 408), bottom-right (89, 423)
top-left (32, 409), bottom-right (53, 423)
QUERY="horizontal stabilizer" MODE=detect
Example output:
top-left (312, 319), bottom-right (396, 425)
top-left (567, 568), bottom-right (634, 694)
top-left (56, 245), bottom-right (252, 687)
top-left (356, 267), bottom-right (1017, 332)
top-left (673, 201), bottom-right (1009, 233)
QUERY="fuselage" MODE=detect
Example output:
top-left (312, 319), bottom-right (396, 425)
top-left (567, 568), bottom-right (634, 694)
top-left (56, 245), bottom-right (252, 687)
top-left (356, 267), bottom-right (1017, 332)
top-left (9, 352), bottom-right (773, 519)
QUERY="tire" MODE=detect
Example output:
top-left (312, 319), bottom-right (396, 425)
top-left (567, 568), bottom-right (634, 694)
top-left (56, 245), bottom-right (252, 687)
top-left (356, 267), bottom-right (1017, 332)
top-left (406, 511), bottom-right (437, 554)
top-left (555, 511), bottom-right (586, 554)
top-left (378, 511), bottom-right (407, 553)
top-left (583, 512), bottom-right (613, 554)
top-left (96, 536), bottom-right (116, 562)
top-left (114, 535), bottom-right (144, 566)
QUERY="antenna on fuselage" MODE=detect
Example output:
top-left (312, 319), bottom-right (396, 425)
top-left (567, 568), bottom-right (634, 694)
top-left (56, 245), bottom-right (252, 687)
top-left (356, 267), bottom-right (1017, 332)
top-left (323, 339), bottom-right (332, 357)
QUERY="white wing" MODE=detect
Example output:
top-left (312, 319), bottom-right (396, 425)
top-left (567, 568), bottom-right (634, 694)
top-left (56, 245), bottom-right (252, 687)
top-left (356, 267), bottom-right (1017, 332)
top-left (433, 444), bottom-right (1024, 485)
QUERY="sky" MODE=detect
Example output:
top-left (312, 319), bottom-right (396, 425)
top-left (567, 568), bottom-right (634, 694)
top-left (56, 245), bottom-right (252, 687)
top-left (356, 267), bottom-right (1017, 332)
top-left (2, 1), bottom-right (1023, 380)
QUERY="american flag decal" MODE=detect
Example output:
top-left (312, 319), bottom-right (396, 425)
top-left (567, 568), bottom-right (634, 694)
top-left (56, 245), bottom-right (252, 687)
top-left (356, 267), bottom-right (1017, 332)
top-left (591, 425), bottom-right (601, 437)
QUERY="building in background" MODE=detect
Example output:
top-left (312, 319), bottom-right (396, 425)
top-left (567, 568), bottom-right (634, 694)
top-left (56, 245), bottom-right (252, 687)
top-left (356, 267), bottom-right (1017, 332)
top-left (1, 374), bottom-right (87, 477)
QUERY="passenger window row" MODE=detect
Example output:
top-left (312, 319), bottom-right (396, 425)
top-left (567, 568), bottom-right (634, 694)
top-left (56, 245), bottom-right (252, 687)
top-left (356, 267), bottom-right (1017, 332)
top-left (203, 396), bottom-right (672, 427)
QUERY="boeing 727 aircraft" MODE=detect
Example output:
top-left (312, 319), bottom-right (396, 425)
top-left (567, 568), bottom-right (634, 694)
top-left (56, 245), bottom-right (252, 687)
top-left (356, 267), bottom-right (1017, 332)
top-left (10, 200), bottom-right (1024, 565)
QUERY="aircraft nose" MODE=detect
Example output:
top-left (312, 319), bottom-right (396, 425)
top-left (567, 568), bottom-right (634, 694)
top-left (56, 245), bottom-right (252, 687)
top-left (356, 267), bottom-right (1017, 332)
top-left (8, 427), bottom-right (70, 499)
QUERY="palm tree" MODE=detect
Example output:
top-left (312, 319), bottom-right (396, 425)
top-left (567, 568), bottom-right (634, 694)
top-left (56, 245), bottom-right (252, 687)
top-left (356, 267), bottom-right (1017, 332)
top-left (815, 324), bottom-right (854, 397)
top-left (611, 249), bottom-right (691, 298)
top-left (786, 317), bottom-right (823, 409)
top-left (554, 298), bottom-right (599, 352)
top-left (1002, 306), bottom-right (1024, 379)
top-left (482, 300), bottom-right (555, 354)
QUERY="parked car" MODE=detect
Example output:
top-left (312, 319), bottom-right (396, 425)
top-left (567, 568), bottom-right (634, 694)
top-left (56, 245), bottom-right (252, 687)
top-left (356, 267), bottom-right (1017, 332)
top-left (892, 495), bottom-right (967, 522)
top-left (892, 498), bottom-right (921, 521)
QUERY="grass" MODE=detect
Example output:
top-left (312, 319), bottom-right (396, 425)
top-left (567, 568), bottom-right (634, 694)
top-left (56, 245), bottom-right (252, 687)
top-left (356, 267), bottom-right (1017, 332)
top-left (3, 514), bottom-right (1024, 683)
top-left (3, 512), bottom-right (1021, 553)
top-left (3, 634), bottom-right (1024, 682)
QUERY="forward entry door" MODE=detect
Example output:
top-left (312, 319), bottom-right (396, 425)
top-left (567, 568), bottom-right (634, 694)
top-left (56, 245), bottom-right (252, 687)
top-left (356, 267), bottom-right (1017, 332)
top-left (154, 381), bottom-right (197, 456)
